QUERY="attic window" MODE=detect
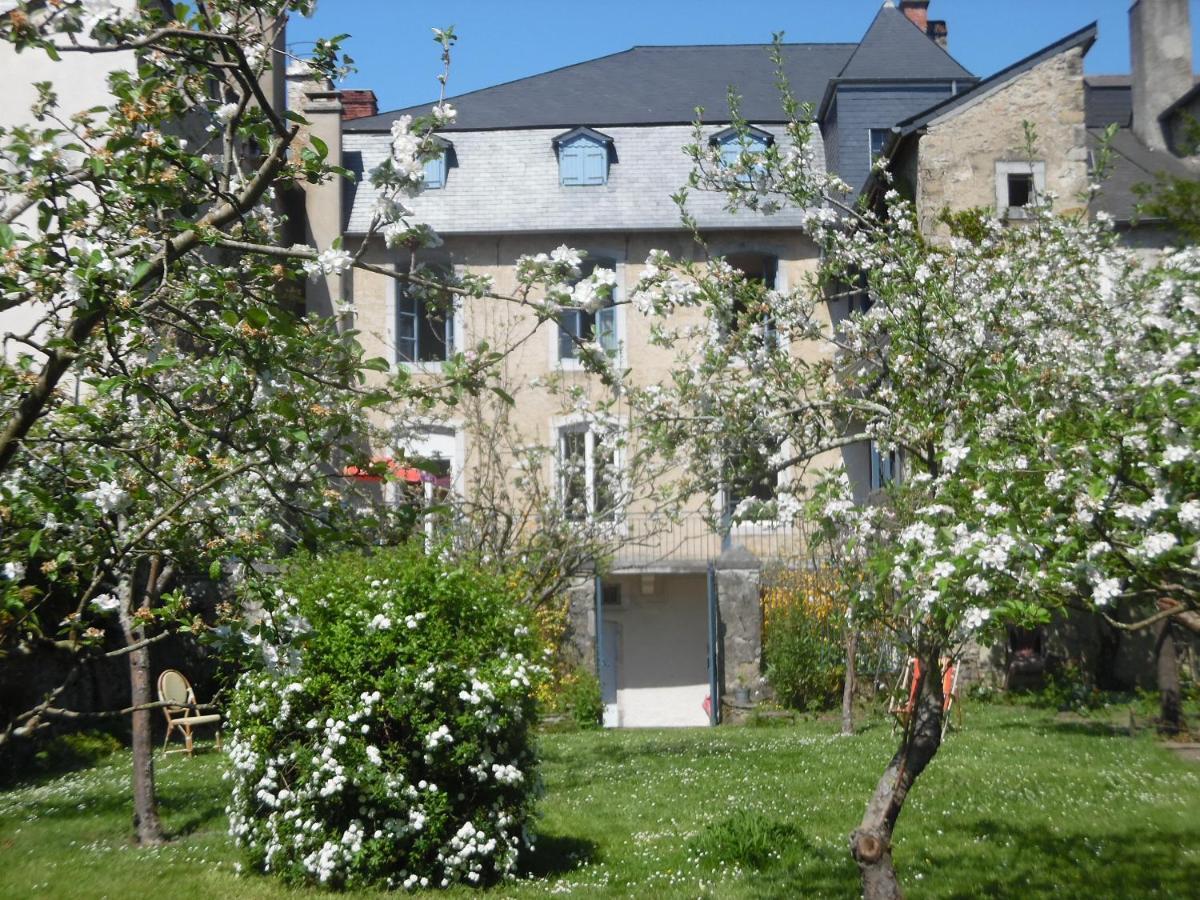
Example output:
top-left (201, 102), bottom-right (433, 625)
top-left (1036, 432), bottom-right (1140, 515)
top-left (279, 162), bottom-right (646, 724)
top-left (712, 126), bottom-right (773, 184)
top-left (995, 160), bottom-right (1045, 220)
top-left (553, 127), bottom-right (613, 186)
top-left (422, 137), bottom-right (453, 190)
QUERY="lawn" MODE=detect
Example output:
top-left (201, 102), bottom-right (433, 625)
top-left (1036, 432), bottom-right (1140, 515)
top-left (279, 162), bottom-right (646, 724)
top-left (1, 704), bottom-right (1198, 899)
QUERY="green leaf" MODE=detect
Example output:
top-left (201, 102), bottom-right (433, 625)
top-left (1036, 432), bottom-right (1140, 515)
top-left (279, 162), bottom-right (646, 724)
top-left (29, 530), bottom-right (42, 557)
top-left (491, 387), bottom-right (515, 406)
top-left (245, 307), bottom-right (269, 328)
top-left (308, 134), bottom-right (328, 159)
top-left (209, 559), bottom-right (222, 581)
top-left (0, 224), bottom-right (14, 250)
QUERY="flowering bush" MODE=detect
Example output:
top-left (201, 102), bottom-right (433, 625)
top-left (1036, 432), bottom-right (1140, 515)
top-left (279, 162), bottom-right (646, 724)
top-left (225, 545), bottom-right (549, 889)
top-left (762, 570), bottom-right (848, 711)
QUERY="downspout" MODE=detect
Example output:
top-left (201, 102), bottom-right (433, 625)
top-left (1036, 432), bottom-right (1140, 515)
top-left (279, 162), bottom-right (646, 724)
top-left (707, 562), bottom-right (720, 726)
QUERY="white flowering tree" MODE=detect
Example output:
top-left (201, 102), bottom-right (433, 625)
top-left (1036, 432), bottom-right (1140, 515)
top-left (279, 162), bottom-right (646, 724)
top-left (0, 2), bottom-right (607, 849)
top-left (0, 1), bottom-right (679, 849)
top-left (624, 49), bottom-right (1200, 898)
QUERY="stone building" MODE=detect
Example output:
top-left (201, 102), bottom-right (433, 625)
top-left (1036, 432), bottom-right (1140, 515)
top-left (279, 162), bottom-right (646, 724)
top-left (298, 0), bottom-right (1198, 724)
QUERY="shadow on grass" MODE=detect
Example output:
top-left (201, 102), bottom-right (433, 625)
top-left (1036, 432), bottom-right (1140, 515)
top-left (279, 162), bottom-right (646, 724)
top-left (990, 717), bottom-right (1134, 739)
top-left (931, 817), bottom-right (1200, 898)
top-left (519, 833), bottom-right (598, 878)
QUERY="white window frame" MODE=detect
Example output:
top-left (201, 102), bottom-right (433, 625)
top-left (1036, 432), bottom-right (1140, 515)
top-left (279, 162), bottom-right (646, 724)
top-left (995, 160), bottom-right (1045, 220)
top-left (552, 417), bottom-right (625, 524)
top-left (394, 427), bottom-right (464, 544)
top-left (550, 258), bottom-right (625, 371)
top-left (388, 267), bottom-right (465, 372)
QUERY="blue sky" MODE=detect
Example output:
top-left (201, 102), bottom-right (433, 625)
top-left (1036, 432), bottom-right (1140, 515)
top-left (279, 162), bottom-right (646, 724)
top-left (288, 1), bottom-right (1200, 114)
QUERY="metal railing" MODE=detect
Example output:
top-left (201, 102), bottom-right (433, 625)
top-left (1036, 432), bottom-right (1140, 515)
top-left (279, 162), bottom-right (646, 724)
top-left (608, 512), bottom-right (819, 570)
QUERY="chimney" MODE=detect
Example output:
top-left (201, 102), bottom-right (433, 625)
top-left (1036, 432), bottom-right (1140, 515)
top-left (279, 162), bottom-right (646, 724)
top-left (341, 89), bottom-right (379, 121)
top-left (1130, 0), bottom-right (1194, 151)
top-left (899, 0), bottom-right (929, 33)
top-left (928, 20), bottom-right (948, 50)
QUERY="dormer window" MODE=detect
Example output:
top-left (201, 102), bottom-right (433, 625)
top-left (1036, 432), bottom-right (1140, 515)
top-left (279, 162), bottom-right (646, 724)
top-left (422, 137), bottom-right (453, 189)
top-left (553, 127), bottom-right (613, 186)
top-left (711, 125), bottom-right (773, 183)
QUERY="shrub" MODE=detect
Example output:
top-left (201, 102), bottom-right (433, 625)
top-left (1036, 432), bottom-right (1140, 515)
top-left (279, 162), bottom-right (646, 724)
top-left (562, 666), bottom-right (603, 729)
top-left (224, 545), bottom-right (548, 890)
top-left (762, 569), bottom-right (847, 712)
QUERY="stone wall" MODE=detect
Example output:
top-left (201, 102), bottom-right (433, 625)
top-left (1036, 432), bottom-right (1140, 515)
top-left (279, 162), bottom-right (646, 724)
top-left (914, 47), bottom-right (1090, 235)
top-left (716, 547), bottom-right (763, 699)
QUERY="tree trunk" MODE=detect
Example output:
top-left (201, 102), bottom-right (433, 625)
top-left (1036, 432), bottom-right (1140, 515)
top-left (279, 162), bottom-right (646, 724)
top-left (850, 652), bottom-right (944, 900)
top-left (842, 621), bottom-right (858, 736)
top-left (1156, 620), bottom-right (1184, 737)
top-left (118, 565), bottom-right (165, 846)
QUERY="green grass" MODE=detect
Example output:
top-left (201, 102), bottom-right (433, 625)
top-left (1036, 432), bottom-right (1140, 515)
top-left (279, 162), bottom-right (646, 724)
top-left (1, 705), bottom-right (1198, 898)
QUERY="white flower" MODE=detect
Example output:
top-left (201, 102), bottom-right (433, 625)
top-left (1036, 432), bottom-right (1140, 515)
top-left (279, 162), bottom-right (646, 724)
top-left (431, 102), bottom-right (457, 123)
top-left (303, 248), bottom-right (353, 281)
top-left (1092, 577), bottom-right (1122, 607)
top-left (82, 480), bottom-right (129, 514)
top-left (90, 593), bottom-right (120, 613)
top-left (965, 574), bottom-right (990, 596)
top-left (1137, 532), bottom-right (1178, 559)
top-left (364, 745), bottom-right (382, 766)
top-left (943, 444), bottom-right (968, 472)
top-left (3, 561), bottom-right (24, 581)
top-left (1178, 500), bottom-right (1200, 531)
top-left (963, 607), bottom-right (991, 631)
top-left (214, 102), bottom-right (240, 125)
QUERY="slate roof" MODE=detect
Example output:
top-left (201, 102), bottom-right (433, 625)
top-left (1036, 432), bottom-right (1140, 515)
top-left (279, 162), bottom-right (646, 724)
top-left (345, 43), bottom-right (858, 132)
top-left (1090, 127), bottom-right (1197, 224)
top-left (891, 22), bottom-right (1098, 138)
top-left (835, 2), bottom-right (972, 81)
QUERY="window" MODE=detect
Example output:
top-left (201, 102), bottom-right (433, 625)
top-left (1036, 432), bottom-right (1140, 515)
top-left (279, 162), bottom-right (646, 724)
top-left (423, 152), bottom-right (446, 189)
top-left (553, 127), bottom-right (613, 186)
top-left (712, 126), bottom-right (772, 184)
top-left (396, 274), bottom-right (454, 364)
top-left (994, 161), bottom-right (1045, 219)
top-left (725, 433), bottom-right (782, 521)
top-left (725, 252), bottom-right (779, 348)
top-left (558, 257), bottom-right (619, 361)
top-left (395, 429), bottom-right (456, 544)
top-left (869, 440), bottom-right (903, 492)
top-left (869, 128), bottom-right (890, 164)
top-left (1006, 173), bottom-right (1032, 208)
top-left (559, 425), bottom-right (617, 521)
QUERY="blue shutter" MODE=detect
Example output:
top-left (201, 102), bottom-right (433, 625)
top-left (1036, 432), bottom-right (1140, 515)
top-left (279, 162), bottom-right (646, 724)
top-left (558, 310), bottom-right (579, 358)
top-left (719, 137), bottom-right (740, 167)
top-left (423, 153), bottom-right (445, 189)
top-left (582, 143), bottom-right (607, 185)
top-left (397, 288), bottom-right (417, 362)
top-left (596, 305), bottom-right (617, 355)
top-left (559, 142), bottom-right (584, 185)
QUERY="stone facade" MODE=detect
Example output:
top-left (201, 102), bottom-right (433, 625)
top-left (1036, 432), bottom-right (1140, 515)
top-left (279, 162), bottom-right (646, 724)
top-left (913, 48), bottom-right (1090, 235)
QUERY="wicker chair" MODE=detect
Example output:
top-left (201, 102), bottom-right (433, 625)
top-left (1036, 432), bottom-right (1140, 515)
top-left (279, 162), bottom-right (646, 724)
top-left (157, 669), bottom-right (221, 757)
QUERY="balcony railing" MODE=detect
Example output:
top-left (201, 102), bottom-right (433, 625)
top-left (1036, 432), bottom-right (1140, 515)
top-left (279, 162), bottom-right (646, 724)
top-left (607, 512), bottom-right (819, 571)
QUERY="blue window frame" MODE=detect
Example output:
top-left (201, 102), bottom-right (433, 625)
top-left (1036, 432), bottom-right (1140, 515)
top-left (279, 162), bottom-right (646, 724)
top-left (869, 441), bottom-right (902, 491)
top-left (423, 152), bottom-right (446, 189)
